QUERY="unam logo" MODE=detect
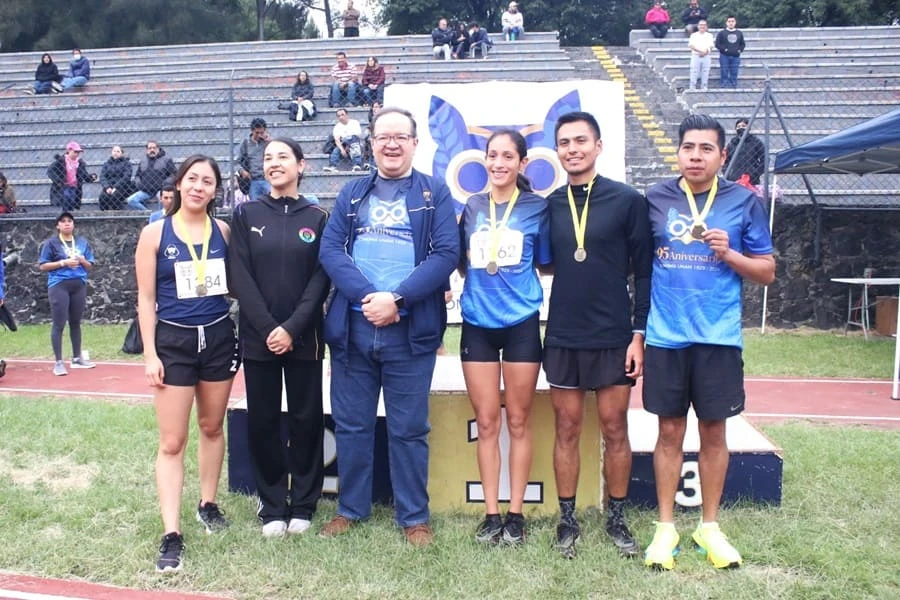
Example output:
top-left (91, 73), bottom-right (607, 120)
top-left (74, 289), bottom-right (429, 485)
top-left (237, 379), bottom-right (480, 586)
top-left (428, 90), bottom-right (583, 214)
top-left (298, 227), bottom-right (316, 243)
top-left (164, 244), bottom-right (180, 260)
top-left (666, 207), bottom-right (704, 245)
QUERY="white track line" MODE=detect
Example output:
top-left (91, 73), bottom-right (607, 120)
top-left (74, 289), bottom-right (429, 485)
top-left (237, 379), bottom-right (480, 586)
top-left (745, 412), bottom-right (900, 422)
top-left (745, 377), bottom-right (891, 385)
top-left (0, 590), bottom-right (92, 600)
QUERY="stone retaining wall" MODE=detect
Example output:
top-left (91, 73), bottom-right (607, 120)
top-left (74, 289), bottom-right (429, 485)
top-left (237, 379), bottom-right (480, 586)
top-left (2, 205), bottom-right (898, 328)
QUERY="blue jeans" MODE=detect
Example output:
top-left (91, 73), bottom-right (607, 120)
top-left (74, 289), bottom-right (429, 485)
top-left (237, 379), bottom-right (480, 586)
top-left (249, 178), bottom-right (270, 201)
top-left (360, 85), bottom-right (383, 106)
top-left (719, 54), bottom-right (740, 88)
top-left (61, 76), bottom-right (88, 90)
top-left (330, 82), bottom-right (358, 107)
top-left (329, 311), bottom-right (436, 527)
top-left (126, 190), bottom-right (153, 210)
top-left (504, 26), bottom-right (523, 41)
top-left (329, 141), bottom-right (362, 168)
top-left (33, 81), bottom-right (53, 94)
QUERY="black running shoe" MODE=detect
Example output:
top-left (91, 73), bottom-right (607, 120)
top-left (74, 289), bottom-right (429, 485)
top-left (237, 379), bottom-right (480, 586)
top-left (502, 513), bottom-right (526, 545)
top-left (606, 514), bottom-right (640, 558)
top-left (196, 502), bottom-right (229, 534)
top-left (475, 514), bottom-right (503, 544)
top-left (156, 532), bottom-right (184, 573)
top-left (0, 359), bottom-right (6, 378)
top-left (554, 521), bottom-right (581, 559)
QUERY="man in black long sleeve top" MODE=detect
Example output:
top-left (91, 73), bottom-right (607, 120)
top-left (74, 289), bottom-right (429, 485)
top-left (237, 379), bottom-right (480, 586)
top-left (544, 111), bottom-right (653, 560)
top-left (681, 0), bottom-right (708, 34)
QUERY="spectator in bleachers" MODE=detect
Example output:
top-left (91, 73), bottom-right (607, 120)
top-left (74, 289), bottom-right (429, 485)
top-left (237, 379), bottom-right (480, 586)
top-left (432, 18), bottom-right (454, 60)
top-left (342, 0), bottom-right (361, 37)
top-left (25, 53), bottom-right (62, 95)
top-left (715, 16), bottom-right (745, 88)
top-left (329, 51), bottom-right (359, 108)
top-left (0, 171), bottom-right (17, 214)
top-left (98, 145), bottom-right (137, 211)
top-left (452, 22), bottom-right (470, 59)
top-left (501, 2), bottom-right (525, 41)
top-left (60, 48), bottom-right (91, 92)
top-left (724, 118), bottom-right (766, 186)
top-left (239, 118), bottom-right (272, 202)
top-left (126, 141), bottom-right (177, 211)
top-left (288, 70), bottom-right (317, 121)
top-left (687, 19), bottom-right (714, 91)
top-left (149, 183), bottom-right (175, 223)
top-left (360, 56), bottom-right (385, 107)
top-left (681, 0), bottom-right (707, 34)
top-left (645, 2), bottom-right (671, 39)
top-left (323, 108), bottom-right (364, 173)
top-left (47, 141), bottom-right (97, 211)
top-left (468, 22), bottom-right (493, 58)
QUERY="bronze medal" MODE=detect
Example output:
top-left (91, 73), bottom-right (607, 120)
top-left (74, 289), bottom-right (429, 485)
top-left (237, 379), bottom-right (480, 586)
top-left (195, 284), bottom-right (208, 297)
top-left (486, 261), bottom-right (499, 275)
top-left (574, 248), bottom-right (587, 262)
top-left (691, 224), bottom-right (707, 240)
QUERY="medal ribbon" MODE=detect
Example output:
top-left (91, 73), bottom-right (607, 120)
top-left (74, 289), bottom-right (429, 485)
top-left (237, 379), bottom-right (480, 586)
top-left (488, 187), bottom-right (520, 266)
top-left (58, 234), bottom-right (76, 259)
top-left (680, 176), bottom-right (718, 227)
top-left (567, 178), bottom-right (595, 255)
top-left (173, 212), bottom-right (211, 292)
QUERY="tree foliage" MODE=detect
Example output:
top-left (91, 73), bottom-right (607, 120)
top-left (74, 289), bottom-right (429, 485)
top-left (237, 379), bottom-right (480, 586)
top-left (0, 0), bottom-right (313, 51)
top-left (377, 0), bottom-right (900, 46)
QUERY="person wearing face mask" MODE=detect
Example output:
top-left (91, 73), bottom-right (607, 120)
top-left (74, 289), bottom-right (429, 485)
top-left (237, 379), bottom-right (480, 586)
top-left (724, 119), bottom-right (766, 186)
top-left (98, 145), bottom-right (136, 210)
top-left (60, 49), bottom-right (90, 92)
top-left (458, 129), bottom-right (551, 546)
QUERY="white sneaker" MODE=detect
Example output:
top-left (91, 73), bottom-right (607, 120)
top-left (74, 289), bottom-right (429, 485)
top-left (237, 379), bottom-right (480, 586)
top-left (287, 518), bottom-right (312, 535)
top-left (322, 166), bottom-right (337, 173)
top-left (351, 165), bottom-right (362, 172)
top-left (53, 361), bottom-right (68, 376)
top-left (71, 356), bottom-right (96, 369)
top-left (262, 520), bottom-right (287, 538)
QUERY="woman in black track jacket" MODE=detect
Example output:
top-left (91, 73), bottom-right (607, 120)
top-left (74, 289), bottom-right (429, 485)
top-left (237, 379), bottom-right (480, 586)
top-left (228, 137), bottom-right (331, 537)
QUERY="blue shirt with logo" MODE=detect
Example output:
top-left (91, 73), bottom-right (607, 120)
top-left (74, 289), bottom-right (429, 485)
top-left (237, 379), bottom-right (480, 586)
top-left (39, 235), bottom-right (95, 288)
top-left (460, 190), bottom-right (551, 328)
top-left (646, 177), bottom-right (772, 349)
top-left (351, 176), bottom-right (416, 307)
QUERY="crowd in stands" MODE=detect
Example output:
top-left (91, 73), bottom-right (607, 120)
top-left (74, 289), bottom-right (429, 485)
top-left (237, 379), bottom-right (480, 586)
top-left (433, 18), bottom-right (494, 60)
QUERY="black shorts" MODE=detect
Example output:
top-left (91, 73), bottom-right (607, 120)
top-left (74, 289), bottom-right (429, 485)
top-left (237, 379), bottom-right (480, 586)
top-left (542, 346), bottom-right (635, 390)
top-left (155, 317), bottom-right (241, 386)
top-left (642, 344), bottom-right (745, 420)
top-left (460, 313), bottom-right (542, 363)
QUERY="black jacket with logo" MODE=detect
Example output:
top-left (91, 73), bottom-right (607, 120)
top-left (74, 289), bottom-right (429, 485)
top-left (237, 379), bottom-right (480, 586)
top-left (229, 194), bottom-right (330, 361)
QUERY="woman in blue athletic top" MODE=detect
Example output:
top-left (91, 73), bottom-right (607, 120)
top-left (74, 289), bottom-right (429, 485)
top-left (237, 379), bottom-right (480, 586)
top-left (135, 155), bottom-right (240, 574)
top-left (458, 129), bottom-right (551, 545)
top-left (38, 211), bottom-right (96, 376)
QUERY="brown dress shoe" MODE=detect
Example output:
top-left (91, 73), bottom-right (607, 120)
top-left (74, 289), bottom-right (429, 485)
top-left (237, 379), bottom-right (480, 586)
top-left (319, 515), bottom-right (355, 538)
top-left (403, 523), bottom-right (433, 547)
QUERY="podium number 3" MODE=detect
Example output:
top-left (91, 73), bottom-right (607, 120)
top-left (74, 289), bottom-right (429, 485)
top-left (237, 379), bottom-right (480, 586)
top-left (675, 460), bottom-right (702, 507)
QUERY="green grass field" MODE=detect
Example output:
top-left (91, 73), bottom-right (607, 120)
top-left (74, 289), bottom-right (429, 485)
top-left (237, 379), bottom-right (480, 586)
top-left (0, 325), bottom-right (898, 599)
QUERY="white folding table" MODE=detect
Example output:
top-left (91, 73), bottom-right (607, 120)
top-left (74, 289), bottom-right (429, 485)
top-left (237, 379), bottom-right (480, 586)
top-left (831, 277), bottom-right (900, 399)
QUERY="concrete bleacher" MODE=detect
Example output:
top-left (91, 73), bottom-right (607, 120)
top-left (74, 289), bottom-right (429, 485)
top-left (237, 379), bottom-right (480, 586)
top-left (0, 32), bottom-right (570, 211)
top-left (627, 25), bottom-right (900, 206)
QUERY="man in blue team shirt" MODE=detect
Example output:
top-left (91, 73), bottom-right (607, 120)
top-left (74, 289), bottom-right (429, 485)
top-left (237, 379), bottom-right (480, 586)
top-left (642, 114), bottom-right (775, 571)
top-left (318, 107), bottom-right (458, 547)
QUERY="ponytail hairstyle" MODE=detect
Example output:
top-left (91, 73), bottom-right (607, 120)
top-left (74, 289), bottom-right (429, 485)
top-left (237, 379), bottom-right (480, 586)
top-left (485, 129), bottom-right (532, 192)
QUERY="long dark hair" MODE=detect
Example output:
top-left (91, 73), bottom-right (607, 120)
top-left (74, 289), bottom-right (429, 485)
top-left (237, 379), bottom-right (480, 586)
top-left (486, 129), bottom-right (533, 192)
top-left (170, 155), bottom-right (222, 217)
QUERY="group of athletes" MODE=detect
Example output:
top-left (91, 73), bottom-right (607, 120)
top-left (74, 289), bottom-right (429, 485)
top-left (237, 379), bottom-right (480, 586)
top-left (34, 107), bottom-right (773, 574)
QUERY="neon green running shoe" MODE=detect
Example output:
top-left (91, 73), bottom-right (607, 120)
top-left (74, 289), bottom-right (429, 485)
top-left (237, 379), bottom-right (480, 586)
top-left (692, 522), bottom-right (743, 569)
top-left (644, 522), bottom-right (680, 570)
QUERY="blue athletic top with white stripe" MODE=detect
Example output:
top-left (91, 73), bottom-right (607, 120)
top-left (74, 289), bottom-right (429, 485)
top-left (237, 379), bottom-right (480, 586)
top-left (155, 216), bottom-right (230, 326)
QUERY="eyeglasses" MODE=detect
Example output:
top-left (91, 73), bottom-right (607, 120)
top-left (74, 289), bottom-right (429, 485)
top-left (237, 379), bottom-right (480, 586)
top-left (373, 134), bottom-right (413, 145)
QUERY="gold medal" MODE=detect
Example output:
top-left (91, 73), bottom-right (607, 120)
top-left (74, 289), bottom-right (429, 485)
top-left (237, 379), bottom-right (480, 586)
top-left (567, 178), bottom-right (595, 265)
top-left (195, 284), bottom-right (208, 296)
top-left (486, 261), bottom-right (499, 275)
top-left (681, 177), bottom-right (718, 244)
top-left (173, 211), bottom-right (212, 298)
